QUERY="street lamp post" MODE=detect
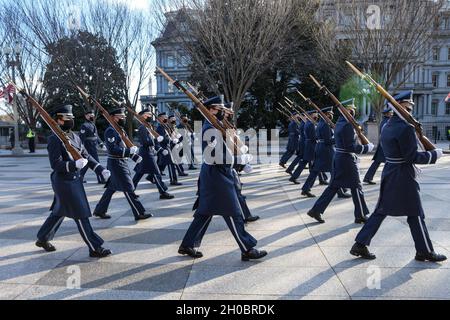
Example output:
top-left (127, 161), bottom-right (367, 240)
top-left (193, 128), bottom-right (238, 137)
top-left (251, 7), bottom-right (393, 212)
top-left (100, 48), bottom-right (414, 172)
top-left (2, 42), bottom-right (24, 156)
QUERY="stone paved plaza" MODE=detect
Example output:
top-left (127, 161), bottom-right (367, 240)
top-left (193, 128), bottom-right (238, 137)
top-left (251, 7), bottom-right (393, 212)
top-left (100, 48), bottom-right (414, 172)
top-left (0, 154), bottom-right (450, 300)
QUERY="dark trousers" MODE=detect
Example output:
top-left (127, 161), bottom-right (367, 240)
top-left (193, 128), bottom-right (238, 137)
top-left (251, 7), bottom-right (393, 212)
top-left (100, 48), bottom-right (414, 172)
top-left (355, 211), bottom-right (434, 254)
top-left (37, 215), bottom-right (104, 252)
top-left (28, 137), bottom-right (35, 153)
top-left (176, 164), bottom-right (185, 175)
top-left (94, 189), bottom-right (146, 219)
top-left (291, 160), bottom-right (308, 180)
top-left (302, 171), bottom-right (329, 192)
top-left (286, 154), bottom-right (302, 173)
top-left (237, 194), bottom-right (252, 220)
top-left (364, 161), bottom-right (382, 182)
top-left (181, 215), bottom-right (257, 253)
top-left (167, 164), bottom-right (178, 183)
top-left (311, 185), bottom-right (369, 219)
top-left (280, 150), bottom-right (295, 165)
top-left (133, 172), bottom-right (167, 194)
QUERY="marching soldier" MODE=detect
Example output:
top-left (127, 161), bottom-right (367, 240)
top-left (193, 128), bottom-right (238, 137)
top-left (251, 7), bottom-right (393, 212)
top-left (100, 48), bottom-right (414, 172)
top-left (286, 115), bottom-right (304, 183)
top-left (351, 91), bottom-right (447, 262)
top-left (79, 109), bottom-right (107, 184)
top-left (179, 96), bottom-right (267, 261)
top-left (93, 107), bottom-right (153, 221)
top-left (36, 105), bottom-right (111, 258)
top-left (132, 106), bottom-right (174, 200)
top-left (279, 113), bottom-right (301, 168)
top-left (178, 114), bottom-right (197, 170)
top-left (363, 107), bottom-right (393, 185)
top-left (169, 114), bottom-right (189, 177)
top-left (156, 112), bottom-right (182, 186)
top-left (289, 111), bottom-right (328, 185)
top-left (300, 107), bottom-right (351, 198)
top-left (307, 99), bottom-right (374, 224)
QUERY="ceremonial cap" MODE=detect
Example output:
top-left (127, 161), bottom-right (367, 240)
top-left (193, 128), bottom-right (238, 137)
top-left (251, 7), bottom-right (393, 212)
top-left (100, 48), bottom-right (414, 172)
top-left (139, 106), bottom-right (152, 116)
top-left (341, 98), bottom-right (356, 110)
top-left (393, 91), bottom-right (414, 105)
top-left (204, 95), bottom-right (224, 108)
top-left (85, 109), bottom-right (95, 115)
top-left (322, 106), bottom-right (334, 113)
top-left (158, 112), bottom-right (167, 117)
top-left (53, 105), bottom-right (74, 118)
top-left (110, 108), bottom-right (126, 116)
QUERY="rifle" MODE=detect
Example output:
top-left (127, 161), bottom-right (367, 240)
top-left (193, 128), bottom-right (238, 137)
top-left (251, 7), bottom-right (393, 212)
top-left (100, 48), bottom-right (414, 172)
top-left (276, 106), bottom-right (297, 122)
top-left (167, 104), bottom-right (195, 134)
top-left (157, 66), bottom-right (244, 154)
top-left (297, 91), bottom-right (335, 129)
top-left (278, 102), bottom-right (300, 124)
top-left (187, 82), bottom-right (207, 101)
top-left (9, 81), bottom-right (82, 160)
top-left (76, 86), bottom-right (136, 149)
top-left (147, 107), bottom-right (174, 136)
top-left (285, 98), bottom-right (317, 125)
top-left (111, 98), bottom-right (161, 139)
top-left (345, 61), bottom-right (435, 151)
top-left (309, 75), bottom-right (370, 145)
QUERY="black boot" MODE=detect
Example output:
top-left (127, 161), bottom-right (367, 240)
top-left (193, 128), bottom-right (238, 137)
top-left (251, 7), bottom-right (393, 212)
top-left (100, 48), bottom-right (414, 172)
top-left (93, 212), bottom-right (112, 220)
top-left (289, 177), bottom-right (300, 185)
top-left (36, 240), bottom-right (56, 252)
top-left (178, 246), bottom-right (203, 258)
top-left (307, 210), bottom-right (325, 223)
top-left (135, 213), bottom-right (153, 221)
top-left (279, 163), bottom-right (286, 169)
top-left (160, 192), bottom-right (175, 200)
top-left (245, 215), bottom-right (260, 223)
top-left (90, 247), bottom-right (112, 258)
top-left (355, 216), bottom-right (368, 224)
top-left (301, 190), bottom-right (316, 198)
top-left (350, 243), bottom-right (376, 260)
top-left (337, 190), bottom-right (352, 199)
top-left (241, 248), bottom-right (268, 261)
top-left (415, 252), bottom-right (447, 262)
top-left (171, 181), bottom-right (183, 186)
top-left (319, 181), bottom-right (329, 186)
top-left (363, 180), bottom-right (376, 185)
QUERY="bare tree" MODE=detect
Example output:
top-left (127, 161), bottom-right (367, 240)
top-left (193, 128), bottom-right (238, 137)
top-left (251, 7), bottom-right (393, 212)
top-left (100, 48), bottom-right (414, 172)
top-left (316, 0), bottom-right (445, 121)
top-left (155, 0), bottom-right (318, 120)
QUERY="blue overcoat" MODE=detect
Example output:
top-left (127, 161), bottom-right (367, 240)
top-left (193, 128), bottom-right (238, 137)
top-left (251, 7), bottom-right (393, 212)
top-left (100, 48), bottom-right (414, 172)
top-left (79, 121), bottom-right (102, 161)
top-left (372, 116), bottom-right (390, 163)
top-left (312, 118), bottom-right (334, 172)
top-left (134, 125), bottom-right (161, 175)
top-left (303, 120), bottom-right (317, 162)
top-left (286, 120), bottom-right (300, 152)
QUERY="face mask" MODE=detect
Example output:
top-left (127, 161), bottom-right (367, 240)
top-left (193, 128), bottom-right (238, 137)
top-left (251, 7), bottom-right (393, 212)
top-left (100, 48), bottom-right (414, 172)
top-left (163, 119), bottom-right (168, 123)
top-left (183, 119), bottom-right (188, 123)
top-left (216, 110), bottom-right (224, 121)
top-left (88, 116), bottom-right (95, 122)
top-left (146, 118), bottom-right (152, 123)
top-left (118, 119), bottom-right (126, 128)
top-left (61, 119), bottom-right (74, 131)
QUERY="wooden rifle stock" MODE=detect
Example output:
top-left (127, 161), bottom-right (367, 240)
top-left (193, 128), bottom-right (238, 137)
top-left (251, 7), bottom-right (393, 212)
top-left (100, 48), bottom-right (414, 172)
top-left (345, 61), bottom-right (435, 151)
top-left (278, 103), bottom-right (300, 124)
top-left (76, 86), bottom-right (135, 148)
top-left (286, 99), bottom-right (317, 125)
top-left (9, 81), bottom-right (82, 160)
top-left (309, 75), bottom-right (370, 145)
top-left (297, 91), bottom-right (335, 129)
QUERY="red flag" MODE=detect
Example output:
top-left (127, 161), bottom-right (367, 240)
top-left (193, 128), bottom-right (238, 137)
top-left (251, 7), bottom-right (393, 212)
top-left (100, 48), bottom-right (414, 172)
top-left (445, 93), bottom-right (450, 103)
top-left (0, 84), bottom-right (15, 104)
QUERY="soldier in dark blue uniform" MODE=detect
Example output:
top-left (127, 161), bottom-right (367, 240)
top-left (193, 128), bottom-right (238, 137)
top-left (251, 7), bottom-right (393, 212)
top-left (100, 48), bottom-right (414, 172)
top-left (301, 107), bottom-right (351, 198)
top-left (279, 114), bottom-right (301, 168)
top-left (307, 99), bottom-right (374, 224)
top-left (169, 114), bottom-right (189, 177)
top-left (93, 107), bottom-right (153, 221)
top-left (178, 115), bottom-right (197, 170)
top-left (36, 105), bottom-right (111, 258)
top-left (132, 106), bottom-right (174, 200)
top-left (289, 112), bottom-right (328, 185)
top-left (351, 91), bottom-right (447, 262)
top-left (286, 116), bottom-right (305, 182)
top-left (79, 109), bottom-right (107, 184)
top-left (179, 96), bottom-right (267, 261)
top-left (156, 113), bottom-right (182, 186)
top-left (363, 107), bottom-right (393, 185)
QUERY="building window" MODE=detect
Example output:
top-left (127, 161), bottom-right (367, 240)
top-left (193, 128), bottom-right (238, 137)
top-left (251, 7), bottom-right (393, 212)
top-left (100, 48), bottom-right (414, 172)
top-left (432, 73), bottom-right (439, 87)
top-left (167, 55), bottom-right (176, 68)
top-left (446, 103), bottom-right (450, 115)
top-left (432, 47), bottom-right (440, 61)
top-left (167, 82), bottom-right (174, 94)
top-left (431, 100), bottom-right (438, 116)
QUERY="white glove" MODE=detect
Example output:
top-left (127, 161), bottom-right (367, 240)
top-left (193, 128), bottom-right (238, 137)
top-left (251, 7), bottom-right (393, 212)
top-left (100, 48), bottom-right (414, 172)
top-left (435, 148), bottom-right (443, 160)
top-left (175, 143), bottom-right (182, 149)
top-left (191, 133), bottom-right (196, 138)
top-left (101, 145), bottom-right (107, 151)
top-left (172, 138), bottom-right (179, 144)
top-left (366, 143), bottom-right (375, 153)
top-left (176, 133), bottom-right (182, 139)
top-left (157, 136), bottom-right (164, 143)
top-left (243, 164), bottom-right (253, 174)
top-left (75, 158), bottom-right (88, 169)
top-left (135, 156), bottom-right (143, 164)
top-left (130, 146), bottom-right (138, 154)
top-left (102, 169), bottom-right (111, 180)
top-left (162, 150), bottom-right (169, 156)
top-left (240, 145), bottom-right (249, 154)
